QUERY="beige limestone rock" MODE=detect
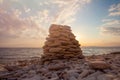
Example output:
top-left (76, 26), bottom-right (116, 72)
top-left (49, 47), bottom-right (63, 53)
top-left (89, 60), bottom-right (110, 69)
top-left (0, 64), bottom-right (8, 72)
top-left (42, 24), bottom-right (83, 60)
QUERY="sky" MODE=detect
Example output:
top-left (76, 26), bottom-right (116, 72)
top-left (0, 0), bottom-right (120, 48)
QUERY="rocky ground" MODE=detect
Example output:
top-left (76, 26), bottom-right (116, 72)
top-left (0, 52), bottom-right (120, 80)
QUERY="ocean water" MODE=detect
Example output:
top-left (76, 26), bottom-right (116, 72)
top-left (0, 47), bottom-right (120, 64)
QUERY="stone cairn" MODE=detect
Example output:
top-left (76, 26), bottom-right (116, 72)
top-left (42, 24), bottom-right (84, 61)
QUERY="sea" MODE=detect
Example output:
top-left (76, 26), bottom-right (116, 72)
top-left (0, 47), bottom-right (120, 64)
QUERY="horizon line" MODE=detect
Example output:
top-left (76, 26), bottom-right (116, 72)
top-left (0, 46), bottom-right (120, 48)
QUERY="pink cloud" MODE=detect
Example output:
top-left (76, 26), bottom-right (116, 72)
top-left (0, 9), bottom-right (47, 41)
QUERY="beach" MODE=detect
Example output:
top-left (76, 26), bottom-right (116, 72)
top-left (0, 24), bottom-right (120, 80)
top-left (0, 52), bottom-right (120, 80)
top-left (0, 0), bottom-right (120, 80)
top-left (0, 47), bottom-right (120, 64)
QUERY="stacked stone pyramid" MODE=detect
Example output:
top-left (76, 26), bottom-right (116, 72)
top-left (42, 24), bottom-right (84, 60)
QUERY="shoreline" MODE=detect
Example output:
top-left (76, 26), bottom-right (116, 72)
top-left (0, 50), bottom-right (119, 65)
top-left (0, 52), bottom-right (120, 80)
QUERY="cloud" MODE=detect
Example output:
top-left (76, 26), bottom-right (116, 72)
top-left (0, 9), bottom-right (47, 41)
top-left (100, 3), bottom-right (120, 36)
top-left (0, 0), bottom-right (52, 45)
top-left (101, 26), bottom-right (120, 36)
top-left (109, 3), bottom-right (120, 16)
top-left (109, 11), bottom-right (120, 16)
top-left (24, 8), bottom-right (31, 13)
top-left (102, 19), bottom-right (113, 22)
top-left (103, 20), bottom-right (120, 26)
top-left (0, 0), bottom-right (91, 47)
top-left (0, 0), bottom-right (3, 4)
top-left (100, 19), bottom-right (120, 36)
top-left (37, 0), bottom-right (91, 25)
top-left (51, 0), bottom-right (91, 24)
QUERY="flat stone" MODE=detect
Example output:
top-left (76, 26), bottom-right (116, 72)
top-left (78, 71), bottom-right (102, 80)
top-left (4, 65), bottom-right (21, 71)
top-left (69, 76), bottom-right (77, 80)
top-left (22, 75), bottom-right (41, 80)
top-left (46, 77), bottom-right (59, 80)
top-left (0, 65), bottom-right (8, 72)
top-left (78, 70), bottom-right (90, 78)
top-left (48, 42), bottom-right (61, 47)
top-left (82, 76), bottom-right (96, 80)
top-left (36, 68), bottom-right (48, 74)
top-left (97, 74), bottom-right (115, 80)
top-left (49, 47), bottom-right (63, 53)
top-left (89, 60), bottom-right (110, 69)
top-left (66, 70), bottom-right (79, 78)
top-left (48, 63), bottom-right (68, 70)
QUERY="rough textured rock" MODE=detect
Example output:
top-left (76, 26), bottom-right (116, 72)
top-left (78, 70), bottom-right (90, 78)
top-left (22, 75), bottom-right (41, 80)
top-left (97, 74), bottom-right (115, 80)
top-left (4, 65), bottom-right (21, 71)
top-left (0, 53), bottom-right (120, 80)
top-left (42, 24), bottom-right (84, 61)
top-left (79, 71), bottom-right (102, 80)
top-left (48, 63), bottom-right (68, 71)
top-left (0, 64), bottom-right (8, 72)
top-left (89, 60), bottom-right (110, 69)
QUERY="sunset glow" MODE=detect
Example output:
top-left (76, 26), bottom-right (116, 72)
top-left (0, 0), bottom-right (120, 47)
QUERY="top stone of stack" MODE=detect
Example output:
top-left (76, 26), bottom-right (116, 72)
top-left (42, 24), bottom-right (84, 60)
